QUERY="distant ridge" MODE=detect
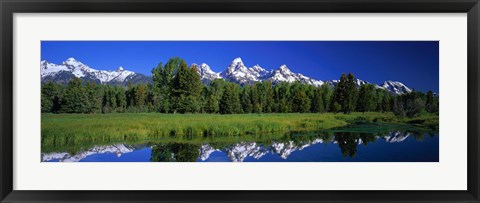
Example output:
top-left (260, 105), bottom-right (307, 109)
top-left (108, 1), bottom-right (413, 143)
top-left (193, 57), bottom-right (412, 95)
top-left (40, 57), bottom-right (412, 95)
top-left (40, 58), bottom-right (151, 85)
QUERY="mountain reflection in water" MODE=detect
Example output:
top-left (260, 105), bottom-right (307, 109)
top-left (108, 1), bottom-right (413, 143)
top-left (42, 130), bottom-right (438, 162)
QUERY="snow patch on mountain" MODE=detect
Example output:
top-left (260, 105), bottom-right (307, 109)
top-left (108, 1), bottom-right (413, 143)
top-left (379, 80), bottom-right (413, 95)
top-left (41, 58), bottom-right (145, 85)
top-left (220, 57), bottom-right (265, 84)
top-left (199, 144), bottom-right (221, 161)
top-left (193, 63), bottom-right (221, 83)
top-left (383, 131), bottom-right (411, 143)
top-left (325, 78), bottom-right (411, 95)
top-left (226, 142), bottom-right (268, 162)
top-left (41, 144), bottom-right (135, 162)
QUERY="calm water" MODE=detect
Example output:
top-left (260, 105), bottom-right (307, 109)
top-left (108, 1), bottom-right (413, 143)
top-left (42, 128), bottom-right (439, 162)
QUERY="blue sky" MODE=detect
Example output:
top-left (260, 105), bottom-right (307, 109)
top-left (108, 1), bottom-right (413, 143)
top-left (41, 41), bottom-right (439, 92)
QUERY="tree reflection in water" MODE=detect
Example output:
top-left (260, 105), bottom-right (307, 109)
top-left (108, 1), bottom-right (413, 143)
top-left (150, 143), bottom-right (201, 162)
top-left (334, 132), bottom-right (377, 158)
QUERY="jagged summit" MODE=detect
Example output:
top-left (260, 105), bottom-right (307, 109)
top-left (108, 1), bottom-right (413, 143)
top-left (249, 64), bottom-right (268, 77)
top-left (62, 57), bottom-right (83, 66)
top-left (65, 57), bottom-right (77, 62)
top-left (192, 63), bottom-right (221, 83)
top-left (277, 64), bottom-right (292, 73)
top-left (221, 58), bottom-right (263, 84)
top-left (380, 80), bottom-right (412, 95)
top-left (41, 58), bottom-right (151, 85)
top-left (232, 57), bottom-right (244, 64)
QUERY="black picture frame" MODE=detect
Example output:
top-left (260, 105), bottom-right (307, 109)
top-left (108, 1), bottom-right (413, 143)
top-left (1, 0), bottom-right (479, 202)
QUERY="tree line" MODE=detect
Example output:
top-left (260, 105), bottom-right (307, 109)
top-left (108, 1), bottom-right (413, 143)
top-left (41, 57), bottom-right (439, 117)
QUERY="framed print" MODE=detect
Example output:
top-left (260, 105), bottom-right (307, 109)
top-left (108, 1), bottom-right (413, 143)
top-left (1, 0), bottom-right (479, 202)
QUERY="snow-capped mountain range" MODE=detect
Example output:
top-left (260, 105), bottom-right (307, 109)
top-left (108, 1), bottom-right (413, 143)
top-left (41, 58), bottom-right (151, 85)
top-left (41, 57), bottom-right (412, 95)
top-left (193, 57), bottom-right (412, 95)
top-left (193, 57), bottom-right (324, 87)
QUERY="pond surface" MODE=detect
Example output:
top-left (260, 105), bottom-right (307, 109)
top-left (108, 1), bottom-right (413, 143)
top-left (42, 126), bottom-right (439, 162)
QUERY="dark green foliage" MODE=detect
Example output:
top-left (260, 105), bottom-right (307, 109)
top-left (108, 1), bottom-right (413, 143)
top-left (332, 102), bottom-right (342, 113)
top-left (151, 143), bottom-right (201, 162)
top-left (116, 86), bottom-right (127, 112)
top-left (170, 62), bottom-right (203, 113)
top-left (291, 85), bottom-right (311, 113)
top-left (357, 84), bottom-right (376, 114)
top-left (334, 132), bottom-right (359, 157)
top-left (219, 83), bottom-right (241, 114)
top-left (204, 93), bottom-right (219, 113)
top-left (151, 57), bottom-right (183, 113)
top-left (345, 73), bottom-right (358, 113)
top-left (404, 91), bottom-right (426, 117)
top-left (333, 73), bottom-right (348, 113)
top-left (392, 90), bottom-right (429, 117)
top-left (61, 77), bottom-right (89, 113)
top-left (320, 83), bottom-right (333, 112)
top-left (376, 89), bottom-right (391, 113)
top-left (263, 81), bottom-right (274, 113)
top-left (134, 84), bottom-right (147, 109)
top-left (251, 83), bottom-right (262, 113)
top-left (333, 132), bottom-right (377, 158)
top-left (426, 90), bottom-right (439, 113)
top-left (310, 88), bottom-right (324, 113)
top-left (273, 82), bottom-right (291, 113)
top-left (41, 81), bottom-right (62, 113)
top-left (241, 86), bottom-right (253, 113)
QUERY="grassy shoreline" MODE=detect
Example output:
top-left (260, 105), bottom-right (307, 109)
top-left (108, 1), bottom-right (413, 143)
top-left (41, 112), bottom-right (438, 153)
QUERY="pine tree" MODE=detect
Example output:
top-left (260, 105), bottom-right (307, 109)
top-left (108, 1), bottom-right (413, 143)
top-left (382, 92), bottom-right (392, 112)
top-left (311, 88), bottom-right (324, 113)
top-left (219, 83), bottom-right (241, 114)
top-left (85, 82), bottom-right (101, 113)
top-left (253, 82), bottom-right (265, 113)
top-left (263, 81), bottom-right (274, 113)
top-left (41, 81), bottom-right (62, 113)
top-left (116, 87), bottom-right (127, 112)
top-left (333, 73), bottom-right (348, 113)
top-left (170, 62), bottom-right (203, 113)
top-left (274, 82), bottom-right (291, 113)
top-left (187, 65), bottom-right (203, 112)
top-left (251, 84), bottom-right (262, 113)
top-left (403, 91), bottom-right (426, 117)
top-left (357, 84), bottom-right (376, 114)
top-left (241, 86), bottom-right (253, 113)
top-left (345, 73), bottom-right (358, 113)
top-left (425, 90), bottom-right (438, 113)
top-left (332, 102), bottom-right (341, 113)
top-left (135, 84), bottom-right (147, 109)
top-left (292, 88), bottom-right (311, 113)
top-left (320, 83), bottom-right (333, 112)
top-left (204, 93), bottom-right (219, 113)
top-left (62, 77), bottom-right (89, 113)
top-left (151, 57), bottom-right (183, 113)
